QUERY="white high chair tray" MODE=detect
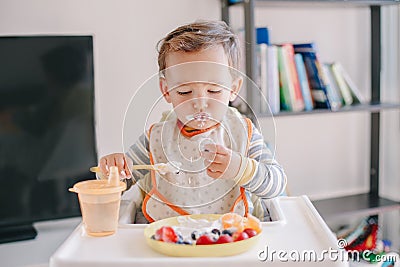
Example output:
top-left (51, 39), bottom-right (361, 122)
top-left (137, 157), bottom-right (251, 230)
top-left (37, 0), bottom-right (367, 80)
top-left (50, 196), bottom-right (349, 267)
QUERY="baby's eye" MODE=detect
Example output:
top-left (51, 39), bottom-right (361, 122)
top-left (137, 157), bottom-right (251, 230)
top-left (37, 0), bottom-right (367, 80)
top-left (177, 91), bottom-right (192, 95)
top-left (208, 89), bottom-right (222, 94)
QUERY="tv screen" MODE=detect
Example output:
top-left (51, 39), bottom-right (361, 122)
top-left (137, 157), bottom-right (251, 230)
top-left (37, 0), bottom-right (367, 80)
top-left (0, 36), bottom-right (97, 243)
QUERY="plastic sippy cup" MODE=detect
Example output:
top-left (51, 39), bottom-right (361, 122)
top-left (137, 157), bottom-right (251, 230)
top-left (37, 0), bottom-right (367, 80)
top-left (69, 166), bottom-right (126, 236)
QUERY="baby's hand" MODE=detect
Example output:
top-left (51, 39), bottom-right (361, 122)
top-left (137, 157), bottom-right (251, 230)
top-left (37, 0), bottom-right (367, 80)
top-left (98, 153), bottom-right (133, 179)
top-left (200, 144), bottom-right (241, 180)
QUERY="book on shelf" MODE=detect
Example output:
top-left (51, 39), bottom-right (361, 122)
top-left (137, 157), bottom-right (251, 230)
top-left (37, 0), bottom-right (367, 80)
top-left (233, 28), bottom-right (365, 114)
top-left (333, 62), bottom-right (365, 105)
top-left (267, 45), bottom-right (280, 114)
top-left (256, 27), bottom-right (270, 45)
top-left (257, 43), bottom-right (280, 114)
top-left (294, 53), bottom-right (314, 111)
top-left (277, 45), bottom-right (295, 111)
top-left (258, 43), bottom-right (267, 112)
top-left (293, 43), bottom-right (331, 110)
top-left (283, 43), bottom-right (305, 112)
top-left (276, 43), bottom-right (305, 112)
top-left (330, 62), bottom-right (354, 106)
top-left (256, 27), bottom-right (280, 114)
top-left (322, 63), bottom-right (344, 111)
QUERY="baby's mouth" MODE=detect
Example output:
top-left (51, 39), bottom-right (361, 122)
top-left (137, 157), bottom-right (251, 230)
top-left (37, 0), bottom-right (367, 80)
top-left (186, 112), bottom-right (211, 128)
top-left (186, 112), bottom-right (211, 122)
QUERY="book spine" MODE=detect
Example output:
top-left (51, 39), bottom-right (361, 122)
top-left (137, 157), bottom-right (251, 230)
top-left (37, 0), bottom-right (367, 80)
top-left (331, 63), bottom-right (354, 106)
top-left (322, 63), bottom-right (343, 111)
top-left (294, 54), bottom-right (314, 111)
top-left (267, 45), bottom-right (280, 114)
top-left (335, 63), bottom-right (364, 104)
top-left (259, 43), bottom-right (268, 113)
top-left (283, 44), bottom-right (305, 112)
top-left (277, 46), bottom-right (294, 111)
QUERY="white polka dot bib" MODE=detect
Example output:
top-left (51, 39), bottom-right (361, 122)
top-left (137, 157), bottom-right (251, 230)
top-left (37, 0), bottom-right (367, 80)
top-left (142, 108), bottom-right (252, 222)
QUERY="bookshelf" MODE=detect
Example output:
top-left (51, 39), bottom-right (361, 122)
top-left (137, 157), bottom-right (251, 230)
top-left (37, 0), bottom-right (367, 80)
top-left (221, 0), bottom-right (400, 219)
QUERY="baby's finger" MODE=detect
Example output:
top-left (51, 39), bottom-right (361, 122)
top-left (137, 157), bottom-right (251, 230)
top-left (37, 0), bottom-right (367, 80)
top-left (114, 156), bottom-right (128, 178)
top-left (214, 144), bottom-right (230, 155)
top-left (206, 168), bottom-right (223, 179)
top-left (99, 157), bottom-right (110, 175)
top-left (201, 150), bottom-right (225, 164)
top-left (204, 144), bottom-right (230, 156)
top-left (124, 157), bottom-right (133, 179)
top-left (207, 162), bottom-right (225, 173)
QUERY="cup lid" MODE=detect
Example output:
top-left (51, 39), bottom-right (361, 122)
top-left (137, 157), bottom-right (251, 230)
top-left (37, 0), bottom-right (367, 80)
top-left (69, 179), bottom-right (126, 195)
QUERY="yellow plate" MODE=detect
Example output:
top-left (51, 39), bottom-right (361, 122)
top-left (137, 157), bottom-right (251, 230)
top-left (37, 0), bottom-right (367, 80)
top-left (144, 214), bottom-right (262, 257)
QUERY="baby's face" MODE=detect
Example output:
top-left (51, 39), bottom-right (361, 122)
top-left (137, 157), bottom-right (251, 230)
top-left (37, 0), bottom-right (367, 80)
top-left (168, 82), bottom-right (231, 129)
top-left (161, 45), bottom-right (241, 129)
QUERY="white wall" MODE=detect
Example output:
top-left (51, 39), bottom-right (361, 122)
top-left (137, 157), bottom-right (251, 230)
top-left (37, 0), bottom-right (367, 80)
top-left (0, 0), bottom-right (220, 156)
top-left (0, 0), bottom-right (398, 201)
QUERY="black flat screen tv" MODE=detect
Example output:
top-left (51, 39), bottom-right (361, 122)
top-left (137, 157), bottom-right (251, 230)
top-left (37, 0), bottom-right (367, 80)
top-left (0, 35), bottom-right (97, 243)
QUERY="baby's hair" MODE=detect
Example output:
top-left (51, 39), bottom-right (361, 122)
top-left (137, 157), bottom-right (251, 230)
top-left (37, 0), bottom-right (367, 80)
top-left (157, 20), bottom-right (240, 75)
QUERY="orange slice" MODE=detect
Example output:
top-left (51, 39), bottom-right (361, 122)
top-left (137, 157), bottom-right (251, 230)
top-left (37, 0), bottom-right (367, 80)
top-left (220, 213), bottom-right (244, 232)
top-left (243, 213), bottom-right (262, 233)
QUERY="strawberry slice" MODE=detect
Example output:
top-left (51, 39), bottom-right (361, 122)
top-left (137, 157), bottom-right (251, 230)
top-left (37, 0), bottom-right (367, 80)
top-left (155, 226), bottom-right (178, 243)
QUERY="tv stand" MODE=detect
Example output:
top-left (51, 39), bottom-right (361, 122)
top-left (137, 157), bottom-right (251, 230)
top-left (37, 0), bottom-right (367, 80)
top-left (0, 223), bottom-right (37, 244)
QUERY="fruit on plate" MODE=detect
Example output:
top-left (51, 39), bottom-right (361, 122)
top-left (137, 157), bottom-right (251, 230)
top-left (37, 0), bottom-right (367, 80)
top-left (244, 213), bottom-right (262, 233)
top-left (154, 226), bottom-right (178, 243)
top-left (232, 231), bottom-right (249, 241)
top-left (220, 213), bottom-right (245, 232)
top-left (151, 213), bottom-right (261, 245)
top-left (215, 234), bottom-right (234, 244)
top-left (221, 212), bottom-right (262, 233)
top-left (196, 235), bottom-right (215, 245)
top-left (243, 228), bottom-right (258, 238)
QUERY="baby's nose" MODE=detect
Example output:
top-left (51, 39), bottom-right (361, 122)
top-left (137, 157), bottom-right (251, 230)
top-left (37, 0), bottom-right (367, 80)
top-left (193, 97), bottom-right (208, 111)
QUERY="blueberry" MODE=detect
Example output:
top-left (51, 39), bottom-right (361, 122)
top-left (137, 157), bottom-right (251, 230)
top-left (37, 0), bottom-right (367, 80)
top-left (183, 240), bottom-right (193, 245)
top-left (211, 228), bottom-right (220, 236)
top-left (221, 229), bottom-right (234, 236)
top-left (150, 234), bottom-right (156, 240)
top-left (191, 231), bottom-right (201, 240)
top-left (177, 233), bottom-right (183, 242)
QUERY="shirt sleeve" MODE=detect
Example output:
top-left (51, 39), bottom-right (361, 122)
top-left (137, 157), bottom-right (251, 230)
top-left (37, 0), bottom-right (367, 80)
top-left (125, 132), bottom-right (151, 183)
top-left (240, 122), bottom-right (287, 198)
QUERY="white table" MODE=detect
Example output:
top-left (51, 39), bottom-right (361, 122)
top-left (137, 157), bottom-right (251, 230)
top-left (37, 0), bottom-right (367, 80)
top-left (50, 196), bottom-right (349, 267)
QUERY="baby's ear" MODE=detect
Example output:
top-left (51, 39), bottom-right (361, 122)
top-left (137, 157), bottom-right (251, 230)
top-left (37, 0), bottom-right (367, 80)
top-left (229, 77), bottom-right (243, 102)
top-left (159, 77), bottom-right (171, 103)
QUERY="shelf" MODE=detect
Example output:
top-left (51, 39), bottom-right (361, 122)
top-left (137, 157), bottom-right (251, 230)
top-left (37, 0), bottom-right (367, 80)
top-left (312, 193), bottom-right (400, 220)
top-left (223, 0), bottom-right (400, 231)
top-left (255, 102), bottom-right (400, 118)
top-left (228, 0), bottom-right (400, 7)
